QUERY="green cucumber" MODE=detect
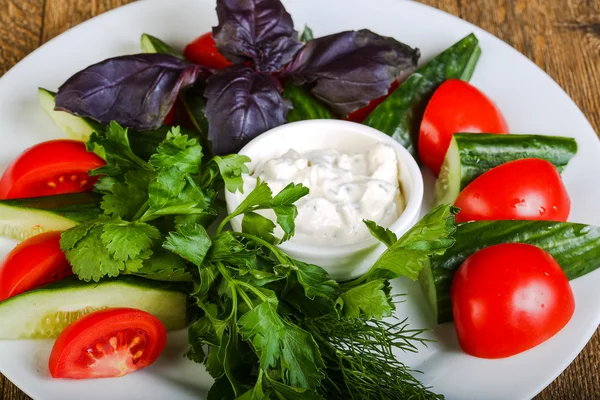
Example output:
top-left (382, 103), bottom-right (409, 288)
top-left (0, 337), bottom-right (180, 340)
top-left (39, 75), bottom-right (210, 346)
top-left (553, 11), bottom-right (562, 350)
top-left (420, 220), bottom-right (600, 324)
top-left (141, 33), bottom-right (184, 58)
top-left (0, 276), bottom-right (187, 339)
top-left (0, 193), bottom-right (101, 241)
top-left (39, 88), bottom-right (103, 141)
top-left (363, 33), bottom-right (481, 156)
top-left (284, 82), bottom-right (334, 122)
top-left (434, 134), bottom-right (578, 206)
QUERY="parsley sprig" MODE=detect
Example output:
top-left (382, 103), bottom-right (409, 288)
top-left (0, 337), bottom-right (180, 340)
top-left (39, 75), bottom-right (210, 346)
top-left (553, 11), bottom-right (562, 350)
top-left (60, 122), bottom-right (456, 399)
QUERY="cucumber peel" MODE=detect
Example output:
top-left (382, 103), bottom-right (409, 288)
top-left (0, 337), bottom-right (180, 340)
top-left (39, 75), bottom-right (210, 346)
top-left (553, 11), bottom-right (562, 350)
top-left (0, 276), bottom-right (187, 339)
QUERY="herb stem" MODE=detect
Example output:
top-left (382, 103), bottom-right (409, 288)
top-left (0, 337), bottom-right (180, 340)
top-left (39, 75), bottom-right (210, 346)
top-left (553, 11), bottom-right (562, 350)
top-left (132, 199), bottom-right (150, 221)
top-left (231, 231), bottom-right (289, 265)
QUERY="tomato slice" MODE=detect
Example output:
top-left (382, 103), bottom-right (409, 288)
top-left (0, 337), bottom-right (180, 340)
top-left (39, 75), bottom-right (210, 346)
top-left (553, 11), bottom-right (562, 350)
top-left (418, 79), bottom-right (509, 176)
top-left (346, 80), bottom-right (400, 123)
top-left (49, 308), bottom-right (167, 379)
top-left (0, 231), bottom-right (72, 301)
top-left (454, 158), bottom-right (571, 223)
top-left (184, 32), bottom-right (232, 70)
top-left (451, 243), bottom-right (575, 358)
top-left (0, 140), bottom-right (105, 199)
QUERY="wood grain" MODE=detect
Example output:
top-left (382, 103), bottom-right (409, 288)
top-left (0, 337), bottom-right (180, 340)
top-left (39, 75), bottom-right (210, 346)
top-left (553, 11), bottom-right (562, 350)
top-left (0, 0), bottom-right (598, 399)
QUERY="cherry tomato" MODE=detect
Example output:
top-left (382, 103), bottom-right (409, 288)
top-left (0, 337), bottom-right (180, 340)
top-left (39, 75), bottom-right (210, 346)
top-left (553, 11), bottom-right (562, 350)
top-left (0, 140), bottom-right (105, 199)
top-left (0, 232), bottom-right (72, 301)
top-left (419, 79), bottom-right (509, 176)
top-left (454, 158), bottom-right (570, 223)
top-left (451, 243), bottom-right (575, 358)
top-left (49, 308), bottom-right (167, 379)
top-left (163, 104), bottom-right (177, 126)
top-left (184, 32), bottom-right (232, 70)
top-left (346, 80), bottom-right (400, 123)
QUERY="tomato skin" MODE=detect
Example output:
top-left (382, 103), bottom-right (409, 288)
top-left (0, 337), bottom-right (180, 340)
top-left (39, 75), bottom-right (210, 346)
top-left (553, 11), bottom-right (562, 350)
top-left (454, 158), bottom-right (570, 223)
top-left (184, 32), bottom-right (232, 70)
top-left (49, 308), bottom-right (166, 379)
top-left (0, 231), bottom-right (72, 301)
top-left (419, 79), bottom-right (509, 176)
top-left (346, 80), bottom-right (400, 123)
top-left (0, 140), bottom-right (105, 199)
top-left (451, 243), bottom-right (575, 359)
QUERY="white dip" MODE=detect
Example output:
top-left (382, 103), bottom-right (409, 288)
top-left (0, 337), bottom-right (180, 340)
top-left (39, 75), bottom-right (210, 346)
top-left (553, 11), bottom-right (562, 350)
top-left (233, 143), bottom-right (405, 246)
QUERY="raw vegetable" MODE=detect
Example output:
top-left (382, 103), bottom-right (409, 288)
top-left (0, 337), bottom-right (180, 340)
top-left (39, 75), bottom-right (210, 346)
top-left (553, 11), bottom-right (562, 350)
top-left (346, 80), bottom-right (399, 123)
top-left (421, 220), bottom-right (600, 323)
top-left (53, 0), bottom-right (420, 155)
top-left (363, 33), bottom-right (481, 156)
top-left (454, 158), bottom-right (570, 223)
top-left (434, 133), bottom-right (578, 206)
top-left (0, 276), bottom-right (186, 339)
top-left (0, 231), bottom-right (71, 301)
top-left (38, 88), bottom-right (102, 141)
top-left (54, 119), bottom-right (455, 398)
top-left (49, 308), bottom-right (167, 379)
top-left (451, 243), bottom-right (574, 358)
top-left (0, 192), bottom-right (102, 241)
top-left (183, 32), bottom-right (231, 69)
top-left (0, 140), bottom-right (105, 199)
top-left (283, 81), bottom-right (334, 122)
top-left (418, 79), bottom-right (508, 175)
top-left (141, 33), bottom-right (184, 58)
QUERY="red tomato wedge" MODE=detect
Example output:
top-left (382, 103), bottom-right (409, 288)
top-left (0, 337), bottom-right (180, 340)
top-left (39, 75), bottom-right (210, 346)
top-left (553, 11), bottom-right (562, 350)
top-left (49, 308), bottom-right (167, 379)
top-left (419, 79), bottom-right (509, 176)
top-left (454, 158), bottom-right (570, 223)
top-left (346, 80), bottom-right (400, 123)
top-left (0, 140), bottom-right (105, 199)
top-left (184, 32), bottom-right (232, 70)
top-left (0, 231), bottom-right (72, 301)
top-left (451, 243), bottom-right (575, 359)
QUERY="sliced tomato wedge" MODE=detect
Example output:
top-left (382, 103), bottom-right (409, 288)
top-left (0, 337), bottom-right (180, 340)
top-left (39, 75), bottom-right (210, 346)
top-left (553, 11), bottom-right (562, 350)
top-left (0, 140), bottom-right (105, 199)
top-left (49, 308), bottom-right (167, 379)
top-left (184, 32), bottom-right (232, 70)
top-left (0, 231), bottom-right (72, 301)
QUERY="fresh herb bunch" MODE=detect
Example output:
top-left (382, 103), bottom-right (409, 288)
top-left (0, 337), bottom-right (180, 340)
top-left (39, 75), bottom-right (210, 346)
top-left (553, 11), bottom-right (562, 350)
top-left (59, 124), bottom-right (456, 399)
top-left (53, 0), bottom-right (420, 155)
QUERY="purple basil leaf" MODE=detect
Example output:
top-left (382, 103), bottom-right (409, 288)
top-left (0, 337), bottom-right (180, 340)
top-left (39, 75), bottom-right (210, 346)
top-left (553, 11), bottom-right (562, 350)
top-left (55, 54), bottom-right (208, 130)
top-left (284, 29), bottom-right (420, 116)
top-left (213, 0), bottom-right (303, 72)
top-left (204, 66), bottom-right (291, 155)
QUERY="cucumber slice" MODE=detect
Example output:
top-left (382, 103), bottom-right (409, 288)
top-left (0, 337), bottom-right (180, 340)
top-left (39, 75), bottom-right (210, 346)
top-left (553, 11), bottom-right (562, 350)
top-left (284, 81), bottom-right (334, 122)
top-left (433, 134), bottom-right (578, 206)
top-left (141, 33), bottom-right (184, 58)
top-left (0, 276), bottom-right (187, 339)
top-left (39, 88), bottom-right (102, 141)
top-left (363, 33), bottom-right (481, 156)
top-left (0, 193), bottom-right (101, 241)
top-left (421, 220), bottom-right (600, 323)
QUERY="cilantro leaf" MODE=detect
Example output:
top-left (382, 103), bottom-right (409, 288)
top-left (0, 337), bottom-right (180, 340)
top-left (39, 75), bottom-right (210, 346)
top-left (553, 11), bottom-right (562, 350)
top-left (364, 219), bottom-right (398, 248)
top-left (209, 232), bottom-right (257, 269)
top-left (101, 220), bottom-right (160, 261)
top-left (242, 212), bottom-right (277, 244)
top-left (270, 183), bottom-right (309, 241)
top-left (87, 121), bottom-right (151, 176)
top-left (291, 261), bottom-right (338, 302)
top-left (335, 280), bottom-right (393, 319)
top-left (99, 170), bottom-right (155, 220)
top-left (149, 126), bottom-right (203, 174)
top-left (229, 180), bottom-right (273, 217)
top-left (60, 219), bottom-right (99, 251)
top-left (135, 248), bottom-right (192, 282)
top-left (64, 226), bottom-right (126, 282)
top-left (147, 167), bottom-right (212, 217)
top-left (164, 223), bottom-right (212, 267)
top-left (213, 154), bottom-right (251, 193)
top-left (362, 205), bottom-right (457, 281)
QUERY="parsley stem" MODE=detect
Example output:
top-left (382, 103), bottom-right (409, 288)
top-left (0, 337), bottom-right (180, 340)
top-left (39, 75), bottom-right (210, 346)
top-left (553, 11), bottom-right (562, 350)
top-left (231, 231), bottom-right (289, 265)
top-left (132, 199), bottom-right (150, 221)
top-left (233, 280), bottom-right (268, 302)
top-left (216, 213), bottom-right (237, 235)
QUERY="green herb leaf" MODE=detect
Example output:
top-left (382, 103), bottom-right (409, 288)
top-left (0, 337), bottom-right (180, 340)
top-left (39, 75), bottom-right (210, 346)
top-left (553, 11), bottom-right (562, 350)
top-left (270, 183), bottom-right (309, 240)
top-left (135, 248), bottom-right (192, 282)
top-left (299, 25), bottom-right (314, 43)
top-left (336, 280), bottom-right (392, 319)
top-left (147, 167), bottom-right (212, 217)
top-left (291, 261), bottom-right (338, 302)
top-left (242, 212), bottom-right (278, 244)
top-left (230, 180), bottom-right (273, 217)
top-left (149, 126), bottom-right (203, 174)
top-left (213, 154), bottom-right (251, 193)
top-left (99, 170), bottom-right (155, 220)
top-left (101, 220), bottom-right (160, 261)
top-left (266, 375), bottom-right (324, 399)
top-left (163, 223), bottom-right (212, 267)
top-left (364, 219), bottom-right (398, 248)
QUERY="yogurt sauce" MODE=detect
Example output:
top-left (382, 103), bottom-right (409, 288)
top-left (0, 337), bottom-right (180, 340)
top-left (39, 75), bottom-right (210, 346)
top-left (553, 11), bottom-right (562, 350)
top-left (233, 143), bottom-right (405, 246)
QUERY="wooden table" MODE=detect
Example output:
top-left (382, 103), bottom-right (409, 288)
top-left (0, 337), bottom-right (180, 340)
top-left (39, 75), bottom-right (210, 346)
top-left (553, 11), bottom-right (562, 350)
top-left (0, 0), bottom-right (599, 398)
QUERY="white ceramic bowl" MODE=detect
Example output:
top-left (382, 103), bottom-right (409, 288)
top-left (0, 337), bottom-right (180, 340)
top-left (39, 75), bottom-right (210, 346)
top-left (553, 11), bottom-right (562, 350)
top-left (225, 119), bottom-right (424, 281)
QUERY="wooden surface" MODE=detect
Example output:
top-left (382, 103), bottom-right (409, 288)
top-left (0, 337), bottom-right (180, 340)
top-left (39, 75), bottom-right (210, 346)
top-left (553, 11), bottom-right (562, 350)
top-left (0, 0), bottom-right (599, 398)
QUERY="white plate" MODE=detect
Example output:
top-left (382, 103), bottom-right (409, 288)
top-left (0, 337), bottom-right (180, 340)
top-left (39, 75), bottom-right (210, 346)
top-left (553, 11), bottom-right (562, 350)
top-left (0, 0), bottom-right (599, 399)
